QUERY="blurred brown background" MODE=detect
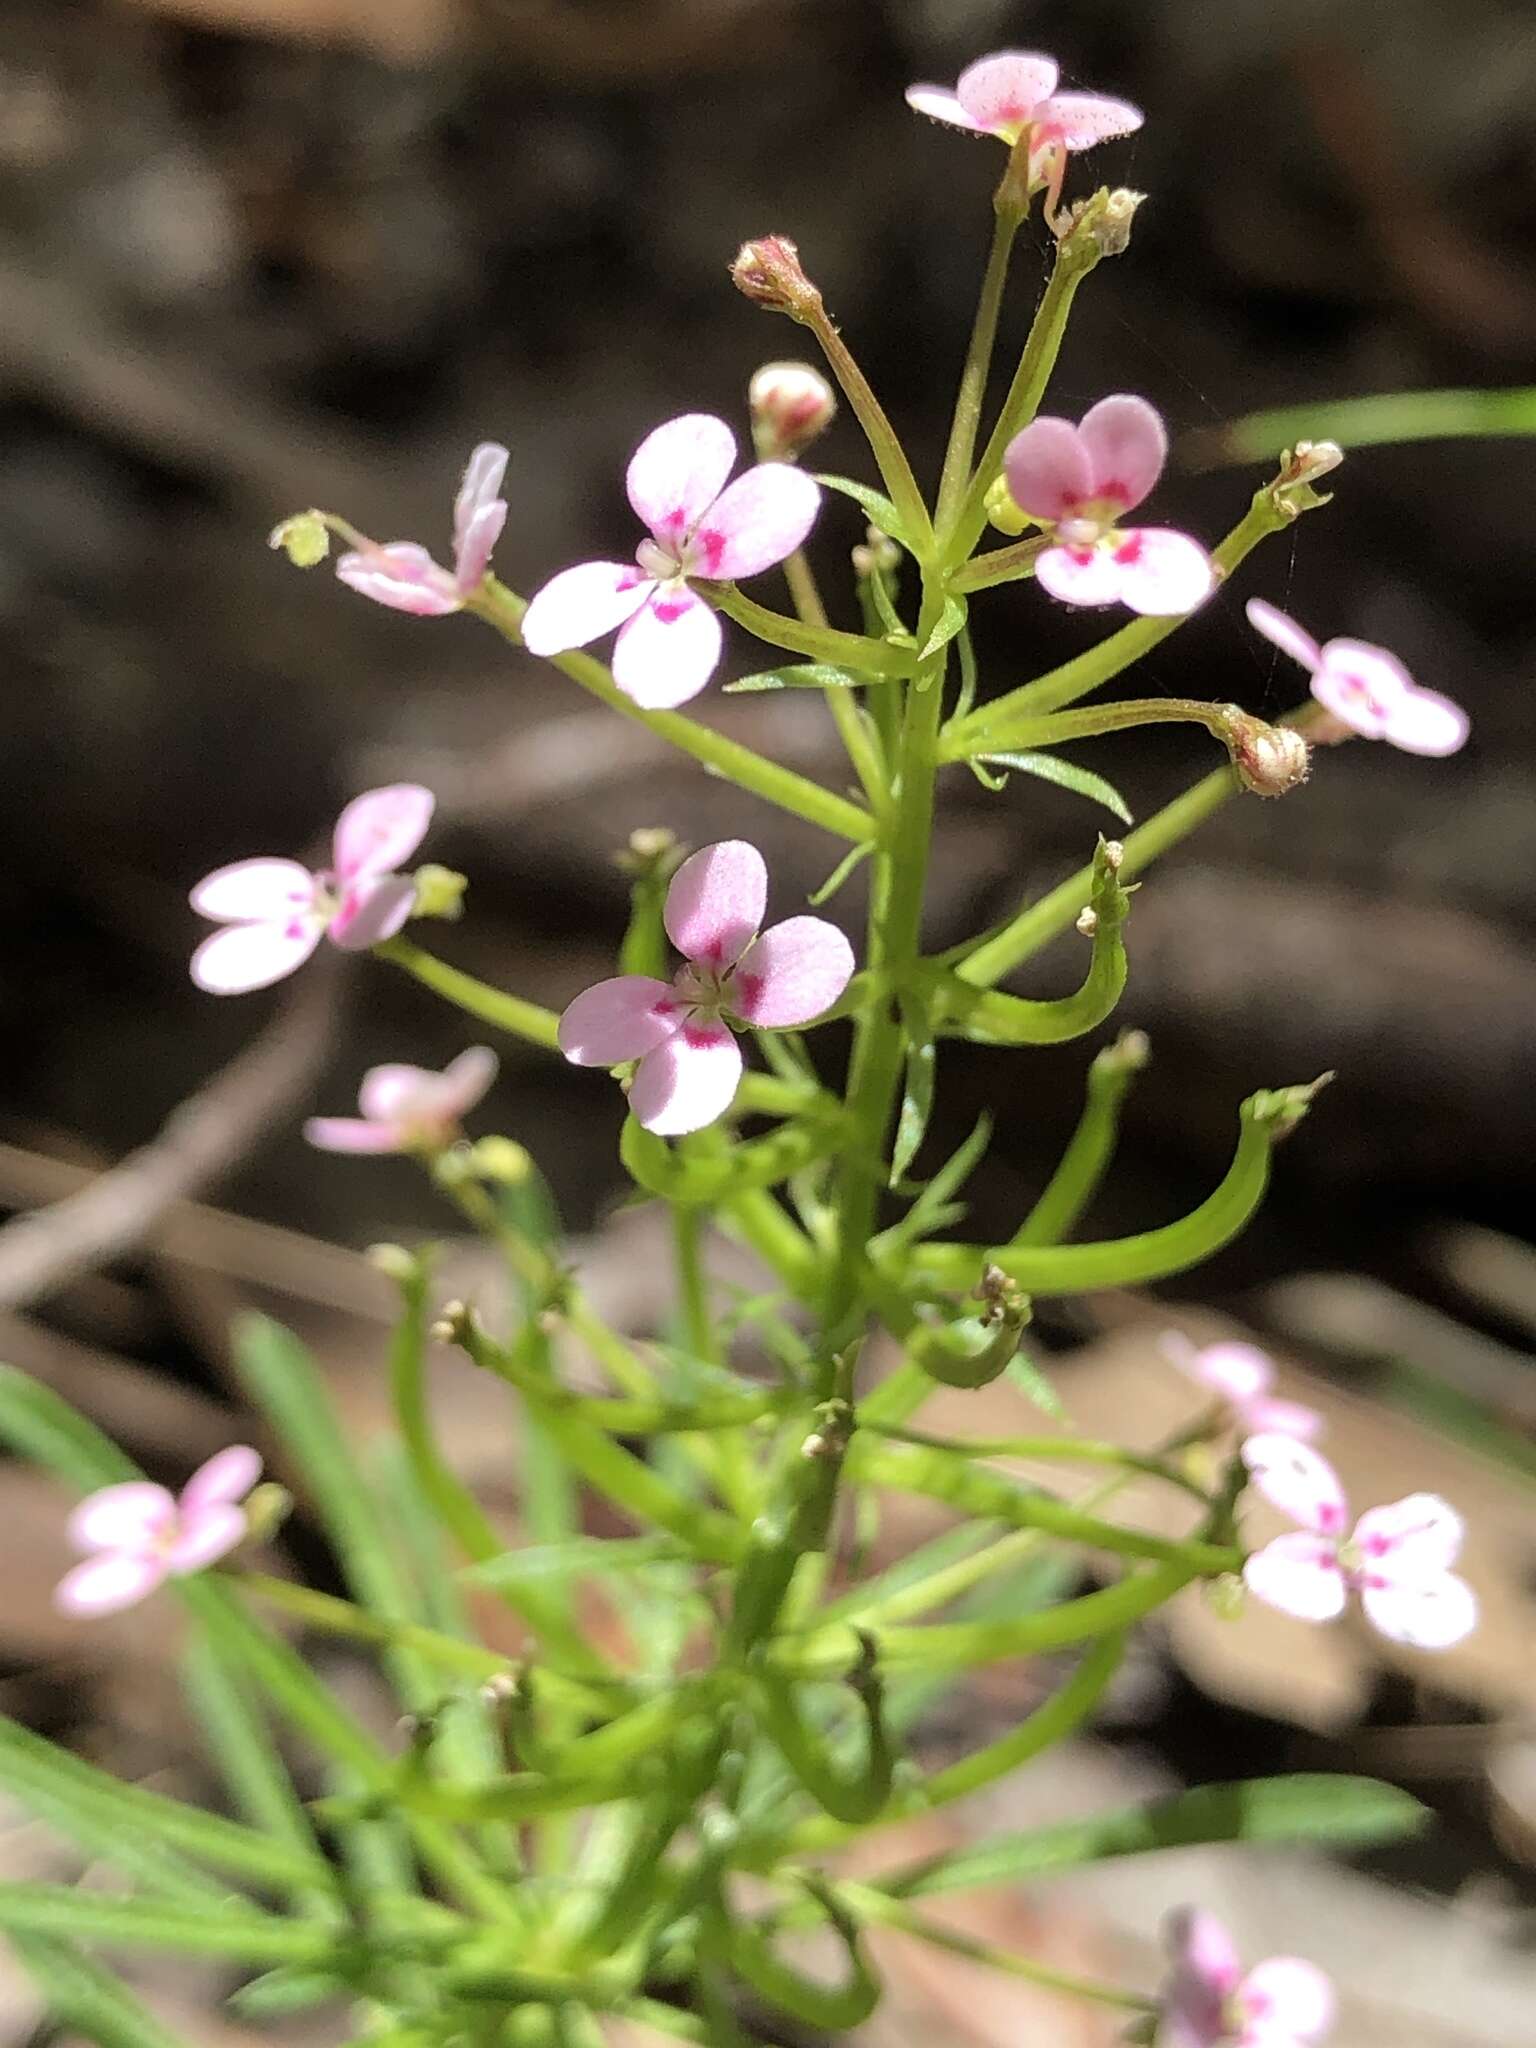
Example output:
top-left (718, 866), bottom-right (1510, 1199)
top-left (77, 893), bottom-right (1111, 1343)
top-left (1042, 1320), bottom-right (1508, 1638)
top-left (1, 1), bottom-right (1534, 2042)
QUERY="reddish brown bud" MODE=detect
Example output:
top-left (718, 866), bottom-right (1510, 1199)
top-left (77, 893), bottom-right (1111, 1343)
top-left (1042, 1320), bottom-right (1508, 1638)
top-left (731, 236), bottom-right (822, 321)
top-left (748, 360), bottom-right (836, 462)
top-left (1222, 707), bottom-right (1311, 797)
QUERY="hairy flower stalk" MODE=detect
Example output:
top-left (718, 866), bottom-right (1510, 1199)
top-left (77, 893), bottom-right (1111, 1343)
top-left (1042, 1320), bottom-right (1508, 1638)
top-left (0, 38), bottom-right (1481, 2045)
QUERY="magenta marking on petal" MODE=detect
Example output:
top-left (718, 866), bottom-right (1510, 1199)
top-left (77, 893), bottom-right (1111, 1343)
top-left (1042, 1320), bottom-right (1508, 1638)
top-left (681, 1020), bottom-right (722, 1049)
top-left (652, 593), bottom-right (691, 625)
top-left (691, 527), bottom-right (727, 575)
top-left (1317, 1501), bottom-right (1346, 1534)
top-left (1112, 532), bottom-right (1145, 564)
top-left (733, 971), bottom-right (763, 1008)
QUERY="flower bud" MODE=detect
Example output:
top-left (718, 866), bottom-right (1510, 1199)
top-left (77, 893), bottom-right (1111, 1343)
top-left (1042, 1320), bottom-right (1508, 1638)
top-left (268, 511), bottom-right (330, 568)
top-left (748, 360), bottom-right (836, 463)
top-left (411, 863), bottom-right (468, 921)
top-left (852, 524), bottom-right (901, 578)
top-left (1058, 186), bottom-right (1146, 261)
top-left (366, 1241), bottom-right (421, 1285)
top-left (984, 471), bottom-right (1032, 537)
top-left (1222, 708), bottom-right (1311, 798)
top-left (469, 1135), bottom-right (532, 1185)
top-left (1075, 905), bottom-right (1099, 938)
top-left (240, 1482), bottom-right (293, 1545)
top-left (1286, 440), bottom-right (1344, 487)
top-left (615, 826), bottom-right (685, 883)
top-left (731, 236), bottom-right (822, 321)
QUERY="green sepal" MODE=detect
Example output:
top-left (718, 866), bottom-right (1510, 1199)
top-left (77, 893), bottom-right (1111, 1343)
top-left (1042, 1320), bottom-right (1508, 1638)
top-left (917, 592), bottom-right (969, 667)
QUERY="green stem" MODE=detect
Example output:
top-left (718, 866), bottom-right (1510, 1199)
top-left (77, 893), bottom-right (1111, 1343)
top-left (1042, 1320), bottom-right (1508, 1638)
top-left (936, 207), bottom-right (1023, 528)
top-left (862, 1423), bottom-right (1207, 1500)
top-left (798, 300), bottom-right (934, 554)
top-left (376, 937), bottom-right (560, 1048)
top-left (782, 547), bottom-right (888, 812)
top-left (1015, 1029), bottom-right (1149, 1245)
top-left (950, 533), bottom-right (1047, 593)
top-left (705, 581), bottom-right (912, 679)
top-left (942, 693), bottom-right (1241, 764)
top-left (469, 579), bottom-right (874, 845)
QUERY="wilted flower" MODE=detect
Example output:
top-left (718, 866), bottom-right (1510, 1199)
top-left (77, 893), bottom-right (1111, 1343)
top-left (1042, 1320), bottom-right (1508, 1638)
top-left (1241, 1434), bottom-right (1476, 1648)
top-left (521, 414), bottom-right (820, 710)
top-left (336, 442), bottom-right (508, 616)
top-left (1159, 1907), bottom-right (1334, 2048)
top-left (190, 784), bottom-right (434, 994)
top-left (1160, 1333), bottom-right (1323, 1441)
top-left (1003, 395), bottom-right (1214, 615)
top-left (305, 1048), bottom-right (498, 1155)
top-left (558, 840), bottom-right (853, 1135)
top-left (1246, 600), bottom-right (1469, 757)
top-left (55, 1448), bottom-right (262, 1618)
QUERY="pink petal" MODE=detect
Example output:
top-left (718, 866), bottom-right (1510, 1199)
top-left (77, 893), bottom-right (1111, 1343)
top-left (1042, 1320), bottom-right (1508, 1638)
top-left (1003, 417), bottom-right (1093, 521)
top-left (1383, 686), bottom-right (1469, 757)
top-left (1359, 1571), bottom-right (1477, 1650)
top-left (611, 585), bottom-right (723, 708)
top-left (1033, 91), bottom-right (1144, 152)
top-left (1076, 394), bottom-right (1167, 511)
top-left (190, 859), bottom-right (316, 925)
top-left (55, 1551), bottom-right (169, 1618)
top-left (180, 1446), bottom-right (262, 1517)
top-left (453, 442), bottom-right (509, 570)
top-left (1243, 1395), bottom-right (1325, 1443)
top-left (904, 85), bottom-right (985, 132)
top-left (521, 561), bottom-right (653, 656)
top-left (955, 50), bottom-right (1059, 132)
top-left (437, 1045), bottom-right (500, 1117)
top-left (1165, 1906), bottom-right (1243, 1994)
top-left (1242, 1531), bottom-right (1348, 1623)
top-left (328, 873), bottom-right (418, 950)
top-left (454, 501), bottom-right (507, 594)
top-left (1035, 542), bottom-right (1126, 608)
top-left (1240, 1958), bottom-right (1336, 2043)
top-left (626, 414), bottom-right (737, 550)
top-left (686, 463), bottom-right (821, 581)
top-left (1165, 1337), bottom-right (1274, 1406)
top-left (558, 976), bottom-right (679, 1066)
top-left (665, 840), bottom-right (767, 967)
top-left (729, 915), bottom-right (854, 1027)
top-left (335, 543), bottom-right (462, 616)
top-left (629, 1023), bottom-right (743, 1136)
top-left (165, 1503), bottom-right (248, 1575)
top-left (358, 1062), bottom-right (440, 1122)
top-left (304, 1115), bottom-right (407, 1154)
top-left (332, 784), bottom-right (435, 885)
top-left (1310, 639), bottom-right (1415, 740)
top-left (67, 1483), bottom-right (176, 1554)
top-left (1246, 599), bottom-right (1322, 674)
top-left (1242, 1433), bottom-right (1350, 1535)
top-left (1110, 528), bottom-right (1215, 616)
top-left (190, 917), bottom-right (323, 995)
top-left (1351, 1492), bottom-right (1464, 1581)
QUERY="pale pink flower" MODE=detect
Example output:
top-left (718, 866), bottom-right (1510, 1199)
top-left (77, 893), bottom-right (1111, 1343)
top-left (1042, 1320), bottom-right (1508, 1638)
top-left (558, 840), bottom-right (853, 1136)
top-left (1159, 1907), bottom-right (1334, 2048)
top-left (1240, 1434), bottom-right (1476, 1649)
top-left (520, 414), bottom-right (821, 710)
top-left (55, 1447), bottom-right (262, 1618)
top-left (905, 50), bottom-right (1141, 218)
top-left (190, 784), bottom-right (434, 994)
top-left (1003, 395), bottom-right (1214, 615)
top-left (1246, 600), bottom-right (1469, 757)
top-left (1159, 1332), bottom-right (1323, 1442)
top-left (336, 442), bottom-right (509, 616)
top-left (305, 1046), bottom-right (498, 1155)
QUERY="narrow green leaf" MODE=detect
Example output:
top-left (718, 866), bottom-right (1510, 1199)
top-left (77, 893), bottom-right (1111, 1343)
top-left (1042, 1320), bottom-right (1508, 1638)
top-left (725, 663), bottom-right (871, 694)
top-left (1004, 1353), bottom-right (1067, 1418)
top-left (974, 751), bottom-right (1134, 825)
top-left (875, 1113), bottom-right (991, 1259)
top-left (7, 1933), bottom-right (199, 2048)
top-left (882, 1775), bottom-right (1430, 1899)
top-left (1202, 386), bottom-right (1536, 464)
top-left (463, 1536), bottom-right (690, 1588)
top-left (808, 840), bottom-right (874, 907)
top-left (919, 593), bottom-right (968, 663)
top-left (814, 474), bottom-right (913, 550)
top-left (889, 997), bottom-right (936, 1189)
top-left (0, 1883), bottom-right (338, 1963)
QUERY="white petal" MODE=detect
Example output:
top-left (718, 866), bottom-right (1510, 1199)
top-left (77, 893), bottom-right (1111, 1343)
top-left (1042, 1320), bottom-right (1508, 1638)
top-left (1246, 599), bottom-right (1323, 674)
top-left (1243, 1532), bottom-right (1348, 1623)
top-left (190, 859), bottom-right (316, 924)
top-left (611, 586), bottom-right (723, 708)
top-left (520, 561), bottom-right (653, 656)
top-left (54, 1552), bottom-right (168, 1618)
top-left (179, 1446), bottom-right (262, 1517)
top-left (1351, 1493), bottom-right (1464, 1580)
top-left (686, 463), bottom-right (820, 581)
top-left (166, 1504), bottom-right (248, 1575)
top-left (1242, 1433), bottom-right (1349, 1536)
top-left (190, 917), bottom-right (323, 994)
top-left (1110, 528), bottom-right (1215, 616)
top-left (629, 1025), bottom-right (742, 1136)
top-left (729, 916), bottom-right (854, 1026)
top-left (332, 784), bottom-right (435, 885)
top-left (68, 1483), bottom-right (176, 1554)
top-left (1360, 1572), bottom-right (1477, 1650)
top-left (558, 977), bottom-right (679, 1066)
top-left (904, 85), bottom-right (985, 132)
top-left (664, 841), bottom-right (767, 967)
top-left (626, 414), bottom-right (737, 550)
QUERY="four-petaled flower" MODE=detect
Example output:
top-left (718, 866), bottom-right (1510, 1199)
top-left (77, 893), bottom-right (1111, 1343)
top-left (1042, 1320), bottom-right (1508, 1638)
top-left (1159, 1332), bottom-right (1323, 1442)
top-left (1159, 1907), bottom-right (1335, 2048)
top-left (190, 784), bottom-right (434, 994)
top-left (305, 1047), bottom-right (498, 1154)
top-left (1240, 1434), bottom-right (1477, 1649)
top-left (336, 442), bottom-right (509, 616)
top-left (520, 414), bottom-right (821, 710)
top-left (1003, 395), bottom-right (1214, 615)
top-left (558, 840), bottom-right (853, 1135)
top-left (1246, 600), bottom-right (1469, 757)
top-left (55, 1448), bottom-right (262, 1618)
top-left (905, 49), bottom-right (1142, 219)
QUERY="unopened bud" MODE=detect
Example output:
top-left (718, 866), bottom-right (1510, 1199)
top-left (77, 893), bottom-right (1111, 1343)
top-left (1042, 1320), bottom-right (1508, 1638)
top-left (852, 524), bottom-right (901, 577)
top-left (240, 1483), bottom-right (292, 1545)
top-left (1286, 440), bottom-right (1344, 487)
top-left (1059, 186), bottom-right (1146, 260)
top-left (268, 511), bottom-right (330, 568)
top-left (748, 360), bottom-right (836, 463)
top-left (468, 1136), bottom-right (532, 1185)
top-left (984, 472), bottom-right (1032, 537)
top-left (366, 1241), bottom-right (421, 1285)
top-left (731, 236), bottom-right (822, 321)
top-left (1101, 839), bottom-right (1125, 872)
top-left (411, 864), bottom-right (467, 921)
top-left (1094, 1027), bottom-right (1151, 1081)
top-left (615, 826), bottom-right (684, 882)
top-left (1222, 708), bottom-right (1311, 798)
top-left (429, 1298), bottom-right (470, 1346)
top-left (1076, 905), bottom-right (1099, 938)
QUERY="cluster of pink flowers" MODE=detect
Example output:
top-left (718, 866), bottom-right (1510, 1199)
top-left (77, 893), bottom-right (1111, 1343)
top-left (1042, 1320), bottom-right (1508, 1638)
top-left (558, 839), bottom-right (853, 1135)
top-left (55, 1449), bottom-right (262, 1617)
top-left (1160, 1908), bottom-right (1335, 2048)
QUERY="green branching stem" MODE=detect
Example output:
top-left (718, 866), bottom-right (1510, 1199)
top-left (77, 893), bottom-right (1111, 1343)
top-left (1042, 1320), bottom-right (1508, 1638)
top-left (1015, 1029), bottom-right (1150, 1245)
top-left (936, 204), bottom-right (1025, 528)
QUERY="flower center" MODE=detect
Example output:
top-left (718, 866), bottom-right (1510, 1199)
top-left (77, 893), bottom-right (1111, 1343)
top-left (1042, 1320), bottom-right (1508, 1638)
top-left (636, 537), bottom-right (684, 583)
top-left (672, 960), bottom-right (735, 1022)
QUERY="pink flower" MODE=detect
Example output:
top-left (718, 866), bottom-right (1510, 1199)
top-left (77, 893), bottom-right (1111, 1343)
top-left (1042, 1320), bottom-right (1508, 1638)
top-left (1246, 600), bottom-right (1469, 757)
top-left (305, 1046), bottom-right (498, 1154)
top-left (558, 839), bottom-right (853, 1136)
top-left (1160, 1907), bottom-right (1334, 2048)
top-left (1240, 1434), bottom-right (1476, 1649)
top-left (55, 1448), bottom-right (262, 1618)
top-left (905, 50), bottom-right (1142, 218)
top-left (520, 413), bottom-right (821, 710)
top-left (1002, 395), bottom-right (1214, 615)
top-left (1159, 1332), bottom-right (1323, 1442)
top-left (190, 784), bottom-right (434, 994)
top-left (336, 442), bottom-right (509, 616)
